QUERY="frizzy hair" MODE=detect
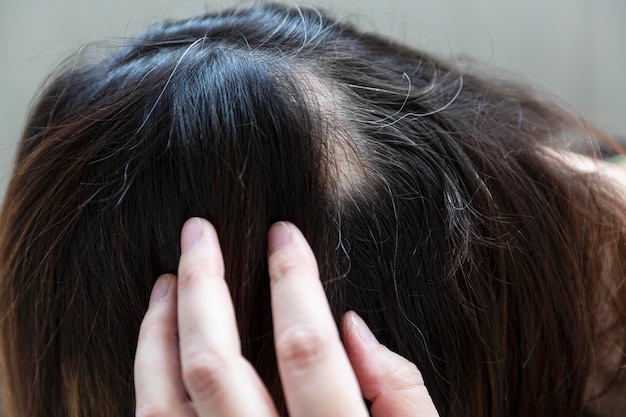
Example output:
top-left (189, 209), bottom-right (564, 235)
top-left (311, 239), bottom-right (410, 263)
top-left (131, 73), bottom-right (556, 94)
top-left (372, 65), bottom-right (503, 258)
top-left (0, 4), bottom-right (624, 417)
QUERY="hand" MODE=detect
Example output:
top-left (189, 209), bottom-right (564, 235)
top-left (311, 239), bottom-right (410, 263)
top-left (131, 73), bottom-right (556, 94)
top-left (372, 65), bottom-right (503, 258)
top-left (134, 218), bottom-right (440, 417)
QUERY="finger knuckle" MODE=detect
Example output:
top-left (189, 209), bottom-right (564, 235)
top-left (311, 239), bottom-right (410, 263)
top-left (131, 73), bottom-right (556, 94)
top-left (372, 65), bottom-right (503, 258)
top-left (177, 264), bottom-right (205, 290)
top-left (393, 359), bottom-right (426, 388)
top-left (276, 325), bottom-right (329, 370)
top-left (135, 404), bottom-right (171, 417)
top-left (182, 351), bottom-right (228, 398)
top-left (269, 256), bottom-right (303, 283)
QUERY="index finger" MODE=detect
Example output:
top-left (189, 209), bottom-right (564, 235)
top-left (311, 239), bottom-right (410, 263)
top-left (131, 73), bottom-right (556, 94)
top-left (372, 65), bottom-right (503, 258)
top-left (267, 222), bottom-right (369, 417)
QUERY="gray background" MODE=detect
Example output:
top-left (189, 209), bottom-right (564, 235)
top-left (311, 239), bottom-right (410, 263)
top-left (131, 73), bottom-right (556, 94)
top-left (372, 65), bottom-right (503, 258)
top-left (1, 0), bottom-right (625, 201)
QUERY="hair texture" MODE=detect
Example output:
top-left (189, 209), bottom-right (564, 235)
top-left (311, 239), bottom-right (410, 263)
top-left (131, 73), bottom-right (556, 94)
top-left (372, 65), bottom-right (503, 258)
top-left (0, 4), bottom-right (624, 417)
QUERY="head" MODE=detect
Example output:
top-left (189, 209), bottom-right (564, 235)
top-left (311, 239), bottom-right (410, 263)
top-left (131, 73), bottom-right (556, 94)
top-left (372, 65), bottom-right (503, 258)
top-left (0, 4), bottom-right (624, 417)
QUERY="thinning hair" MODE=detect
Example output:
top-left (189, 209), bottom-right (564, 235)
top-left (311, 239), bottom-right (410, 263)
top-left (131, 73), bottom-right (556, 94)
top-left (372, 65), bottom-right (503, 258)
top-left (0, 4), bottom-right (624, 417)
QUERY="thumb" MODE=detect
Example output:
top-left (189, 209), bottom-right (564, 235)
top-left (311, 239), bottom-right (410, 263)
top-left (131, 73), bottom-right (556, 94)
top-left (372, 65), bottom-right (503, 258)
top-left (342, 311), bottom-right (440, 417)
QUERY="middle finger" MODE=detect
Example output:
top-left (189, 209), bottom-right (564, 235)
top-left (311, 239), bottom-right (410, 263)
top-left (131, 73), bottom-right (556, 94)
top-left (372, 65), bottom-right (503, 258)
top-left (177, 218), bottom-right (277, 417)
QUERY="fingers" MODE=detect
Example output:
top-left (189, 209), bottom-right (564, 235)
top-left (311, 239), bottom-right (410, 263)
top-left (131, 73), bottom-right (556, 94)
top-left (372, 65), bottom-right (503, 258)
top-left (135, 274), bottom-right (196, 417)
top-left (342, 311), bottom-right (440, 417)
top-left (175, 218), bottom-right (277, 417)
top-left (135, 219), bottom-right (277, 417)
top-left (268, 222), bottom-right (369, 417)
top-left (137, 218), bottom-right (435, 417)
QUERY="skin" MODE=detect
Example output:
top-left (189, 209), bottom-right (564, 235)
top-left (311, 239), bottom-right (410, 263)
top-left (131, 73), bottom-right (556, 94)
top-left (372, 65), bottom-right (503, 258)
top-left (134, 218), bottom-right (440, 417)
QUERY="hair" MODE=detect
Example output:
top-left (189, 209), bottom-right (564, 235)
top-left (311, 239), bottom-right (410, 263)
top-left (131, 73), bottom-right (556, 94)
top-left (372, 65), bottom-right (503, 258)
top-left (0, 3), bottom-right (624, 417)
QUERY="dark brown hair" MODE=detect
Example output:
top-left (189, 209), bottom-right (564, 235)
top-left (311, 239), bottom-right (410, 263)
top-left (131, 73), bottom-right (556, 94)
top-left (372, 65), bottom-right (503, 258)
top-left (0, 4), bottom-right (624, 417)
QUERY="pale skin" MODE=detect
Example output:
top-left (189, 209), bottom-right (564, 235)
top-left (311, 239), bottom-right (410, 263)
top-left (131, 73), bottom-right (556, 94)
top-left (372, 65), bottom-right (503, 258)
top-left (134, 217), bottom-right (441, 417)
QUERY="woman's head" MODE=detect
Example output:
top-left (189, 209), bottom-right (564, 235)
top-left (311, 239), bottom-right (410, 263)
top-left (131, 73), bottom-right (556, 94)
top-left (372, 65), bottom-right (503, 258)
top-left (0, 4), bottom-right (624, 417)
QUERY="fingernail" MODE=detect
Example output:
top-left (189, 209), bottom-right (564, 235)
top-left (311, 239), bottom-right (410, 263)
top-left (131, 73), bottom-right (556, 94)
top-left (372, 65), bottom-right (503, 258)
top-left (268, 222), bottom-right (291, 255)
top-left (350, 311), bottom-right (380, 347)
top-left (150, 275), bottom-right (172, 305)
top-left (181, 218), bottom-right (204, 253)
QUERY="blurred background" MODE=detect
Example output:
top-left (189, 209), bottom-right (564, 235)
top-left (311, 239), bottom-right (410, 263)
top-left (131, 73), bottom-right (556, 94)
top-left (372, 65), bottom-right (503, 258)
top-left (1, 0), bottom-right (625, 201)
